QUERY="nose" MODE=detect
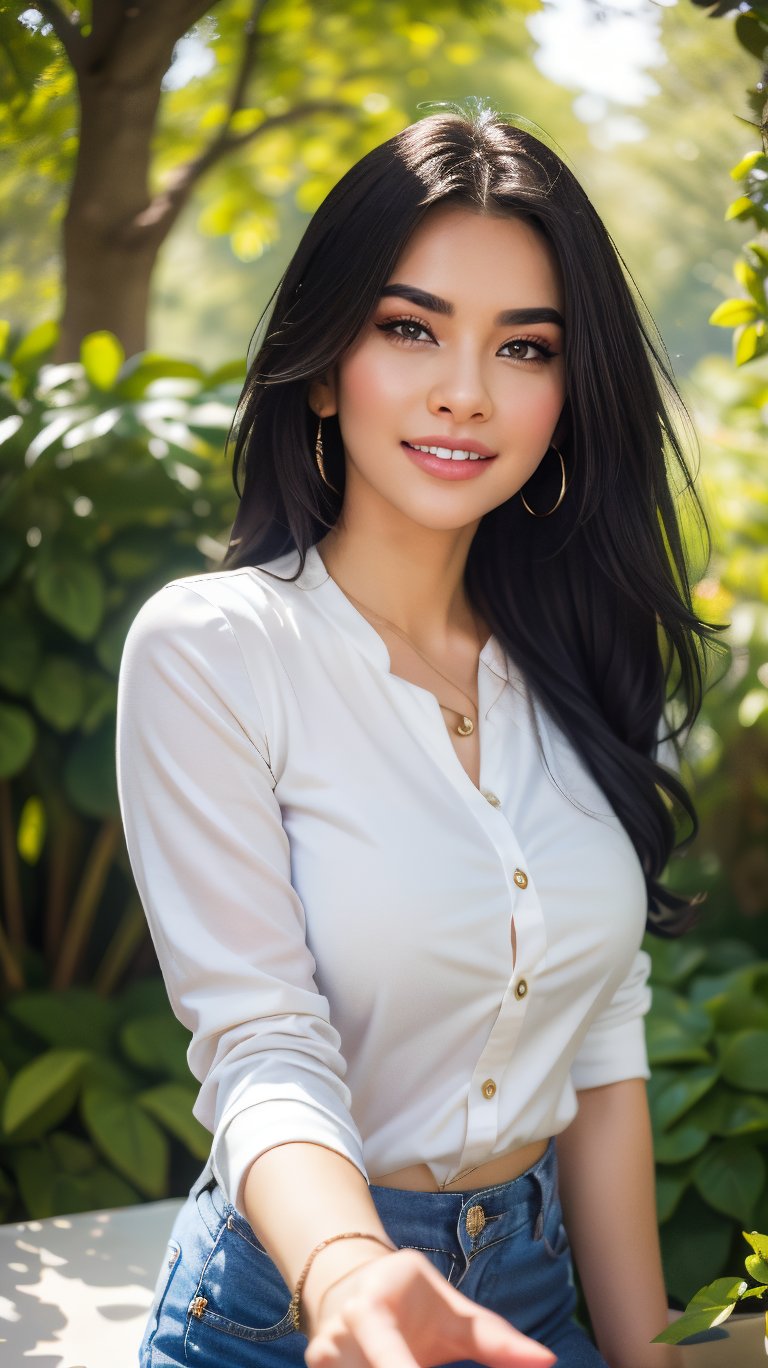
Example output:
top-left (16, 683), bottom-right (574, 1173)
top-left (427, 350), bottom-right (492, 423)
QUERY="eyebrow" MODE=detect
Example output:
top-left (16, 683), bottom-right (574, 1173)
top-left (379, 283), bottom-right (565, 330)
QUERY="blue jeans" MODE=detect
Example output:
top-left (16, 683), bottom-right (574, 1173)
top-left (141, 1140), bottom-right (607, 1366)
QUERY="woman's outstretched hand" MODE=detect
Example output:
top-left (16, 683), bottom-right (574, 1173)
top-left (304, 1246), bottom-right (557, 1367)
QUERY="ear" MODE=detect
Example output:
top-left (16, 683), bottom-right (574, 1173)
top-left (308, 370), bottom-right (338, 419)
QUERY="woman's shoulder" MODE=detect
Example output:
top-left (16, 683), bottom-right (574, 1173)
top-left (132, 550), bottom-right (304, 632)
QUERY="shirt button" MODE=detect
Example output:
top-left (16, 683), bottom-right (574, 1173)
top-left (515, 979), bottom-right (529, 1000)
top-left (513, 868), bottom-right (528, 889)
top-left (483, 790), bottom-right (501, 807)
top-left (481, 1078), bottom-right (497, 1099)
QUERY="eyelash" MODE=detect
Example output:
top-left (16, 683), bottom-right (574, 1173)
top-left (375, 314), bottom-right (559, 363)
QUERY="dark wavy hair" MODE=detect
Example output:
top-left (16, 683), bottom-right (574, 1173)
top-left (222, 104), bottom-right (727, 935)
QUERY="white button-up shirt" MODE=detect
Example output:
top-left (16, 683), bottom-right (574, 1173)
top-left (116, 543), bottom-right (653, 1215)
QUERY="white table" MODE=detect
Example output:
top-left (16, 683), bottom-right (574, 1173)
top-left (0, 1199), bottom-right (182, 1366)
top-left (0, 1200), bottom-right (764, 1365)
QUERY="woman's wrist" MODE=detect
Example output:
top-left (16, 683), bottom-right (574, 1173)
top-left (300, 1239), bottom-right (396, 1335)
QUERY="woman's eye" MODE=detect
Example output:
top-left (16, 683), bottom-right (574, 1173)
top-left (376, 318), bottom-right (433, 344)
top-left (501, 338), bottom-right (556, 362)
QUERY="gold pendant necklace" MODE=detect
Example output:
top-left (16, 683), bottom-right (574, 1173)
top-left (341, 587), bottom-right (483, 738)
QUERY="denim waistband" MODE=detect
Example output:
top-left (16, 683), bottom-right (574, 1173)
top-left (196, 1139), bottom-right (560, 1269)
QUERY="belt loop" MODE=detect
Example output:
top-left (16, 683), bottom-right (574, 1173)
top-left (531, 1140), bottom-right (556, 1241)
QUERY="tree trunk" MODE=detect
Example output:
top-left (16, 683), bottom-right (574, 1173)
top-left (52, 2), bottom-right (213, 361)
top-left (56, 48), bottom-right (173, 359)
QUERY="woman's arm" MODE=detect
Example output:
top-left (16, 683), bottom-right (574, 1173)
top-left (556, 1078), bottom-right (682, 1368)
top-left (243, 1141), bottom-right (555, 1365)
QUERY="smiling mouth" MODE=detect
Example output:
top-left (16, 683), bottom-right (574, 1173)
top-left (403, 442), bottom-right (495, 462)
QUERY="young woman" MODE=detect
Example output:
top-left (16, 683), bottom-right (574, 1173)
top-left (116, 105), bottom-right (720, 1368)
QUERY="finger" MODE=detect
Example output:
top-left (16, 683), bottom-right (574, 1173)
top-left (451, 1306), bottom-right (557, 1368)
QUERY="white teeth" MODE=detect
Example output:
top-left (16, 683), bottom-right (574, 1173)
top-left (410, 443), bottom-right (488, 461)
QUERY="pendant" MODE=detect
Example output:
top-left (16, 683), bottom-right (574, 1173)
top-left (456, 716), bottom-right (474, 736)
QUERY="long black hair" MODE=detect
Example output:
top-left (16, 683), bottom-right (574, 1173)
top-left (222, 104), bottom-right (727, 935)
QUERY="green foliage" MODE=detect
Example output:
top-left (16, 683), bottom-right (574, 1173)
top-left (0, 322), bottom-right (239, 994)
top-left (660, 356), bottom-right (768, 956)
top-left (646, 935), bottom-right (768, 1303)
top-left (653, 1231), bottom-right (768, 1346)
top-left (0, 981), bottom-right (209, 1218)
top-left (690, 0), bottom-right (768, 364)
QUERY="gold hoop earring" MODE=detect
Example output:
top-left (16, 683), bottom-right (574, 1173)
top-left (315, 417), bottom-right (340, 495)
top-left (520, 445), bottom-right (567, 518)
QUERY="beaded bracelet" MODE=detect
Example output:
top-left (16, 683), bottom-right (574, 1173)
top-left (289, 1230), bottom-right (397, 1333)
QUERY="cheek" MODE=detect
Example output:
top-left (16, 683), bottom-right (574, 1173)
top-left (338, 344), bottom-right (411, 416)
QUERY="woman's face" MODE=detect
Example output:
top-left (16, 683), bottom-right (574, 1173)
top-left (311, 202), bottom-right (567, 534)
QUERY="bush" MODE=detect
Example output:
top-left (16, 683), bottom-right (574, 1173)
top-left (0, 321), bottom-right (239, 996)
top-left (646, 932), bottom-right (768, 1303)
top-left (0, 979), bottom-right (209, 1219)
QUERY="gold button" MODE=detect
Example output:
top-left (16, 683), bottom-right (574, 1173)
top-left (513, 868), bottom-right (528, 889)
top-left (483, 790), bottom-right (501, 807)
top-left (515, 979), bottom-right (528, 1000)
top-left (481, 1078), bottom-right (497, 1099)
top-left (465, 1204), bottom-right (486, 1238)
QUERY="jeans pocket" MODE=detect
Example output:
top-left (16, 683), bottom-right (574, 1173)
top-left (141, 1238), bottom-right (181, 1365)
top-left (184, 1216), bottom-right (298, 1355)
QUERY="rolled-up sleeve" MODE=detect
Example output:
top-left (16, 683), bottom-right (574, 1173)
top-left (115, 582), bottom-right (366, 1215)
top-left (569, 947), bottom-right (652, 1091)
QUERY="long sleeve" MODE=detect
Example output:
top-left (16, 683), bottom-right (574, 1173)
top-left (569, 947), bottom-right (652, 1090)
top-left (115, 581), bottom-right (367, 1215)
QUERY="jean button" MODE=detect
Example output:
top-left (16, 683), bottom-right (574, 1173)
top-left (466, 1204), bottom-right (486, 1238)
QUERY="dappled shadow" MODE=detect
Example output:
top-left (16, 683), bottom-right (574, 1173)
top-left (0, 1198), bottom-right (183, 1366)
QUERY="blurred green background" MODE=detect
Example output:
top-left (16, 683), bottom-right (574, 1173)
top-left (0, 0), bottom-right (766, 1310)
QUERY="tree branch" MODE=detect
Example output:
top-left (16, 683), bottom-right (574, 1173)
top-left (35, 0), bottom-right (88, 74)
top-left (134, 97), bottom-right (351, 246)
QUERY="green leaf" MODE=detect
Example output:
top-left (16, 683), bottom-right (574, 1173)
top-left (6, 989), bottom-right (116, 1052)
top-left (745, 1252), bottom-right (768, 1284)
top-left (657, 1166), bottom-right (690, 1223)
top-left (137, 1083), bottom-right (210, 1160)
top-left (647, 939), bottom-right (707, 987)
top-left (31, 656), bottom-right (87, 731)
top-left (34, 547), bottom-right (105, 641)
top-left (116, 977), bottom-right (172, 1022)
top-left (649, 1065), bottom-right (720, 1131)
top-left (119, 1013), bottom-right (192, 1084)
top-left (80, 1086), bottom-right (168, 1197)
top-left (721, 1031), bottom-right (768, 1091)
top-left (726, 195), bottom-right (758, 222)
top-left (80, 331), bottom-right (125, 390)
top-left (10, 1141), bottom-right (56, 1217)
top-left (0, 702), bottom-right (36, 779)
top-left (653, 1277), bottom-right (746, 1345)
top-left (2, 1048), bottom-right (88, 1140)
top-left (86, 1164), bottom-right (140, 1211)
top-left (744, 1231), bottom-right (768, 1262)
top-left (736, 322), bottom-right (768, 366)
top-left (48, 1130), bottom-right (97, 1176)
top-left (709, 298), bottom-right (760, 327)
top-left (661, 1191), bottom-right (739, 1304)
top-left (694, 1142), bottom-right (766, 1225)
top-left (10, 321), bottom-right (59, 371)
top-left (63, 720), bottom-right (118, 818)
top-left (116, 353), bottom-right (206, 400)
top-left (0, 606), bottom-right (41, 693)
top-left (655, 1120), bottom-right (710, 1164)
top-left (717, 1028), bottom-right (766, 1094)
